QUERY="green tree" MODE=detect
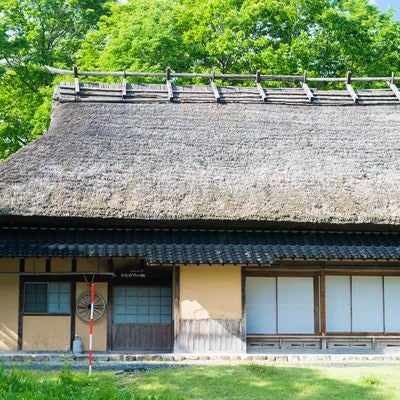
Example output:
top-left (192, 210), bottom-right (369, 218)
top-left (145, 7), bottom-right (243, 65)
top-left (80, 0), bottom-right (400, 78)
top-left (0, 0), bottom-right (109, 159)
top-left (79, 0), bottom-right (189, 72)
top-left (1, 0), bottom-right (400, 159)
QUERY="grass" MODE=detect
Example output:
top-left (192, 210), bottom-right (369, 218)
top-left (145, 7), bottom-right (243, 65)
top-left (1, 363), bottom-right (400, 399)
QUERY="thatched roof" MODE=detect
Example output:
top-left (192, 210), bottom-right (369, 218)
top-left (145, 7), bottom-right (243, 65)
top-left (0, 86), bottom-right (399, 225)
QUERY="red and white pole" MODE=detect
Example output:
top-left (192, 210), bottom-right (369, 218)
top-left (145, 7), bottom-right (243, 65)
top-left (88, 283), bottom-right (95, 375)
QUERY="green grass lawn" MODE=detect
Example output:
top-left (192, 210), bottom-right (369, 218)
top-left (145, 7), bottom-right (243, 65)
top-left (1, 363), bottom-right (400, 399)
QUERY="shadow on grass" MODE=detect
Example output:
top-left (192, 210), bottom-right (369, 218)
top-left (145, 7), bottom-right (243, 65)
top-left (131, 364), bottom-right (387, 400)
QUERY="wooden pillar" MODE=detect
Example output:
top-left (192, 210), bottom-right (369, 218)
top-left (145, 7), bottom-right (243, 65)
top-left (173, 266), bottom-right (180, 352)
top-left (241, 266), bottom-right (246, 351)
top-left (106, 282), bottom-right (113, 351)
top-left (320, 270), bottom-right (326, 336)
top-left (70, 281), bottom-right (76, 350)
top-left (18, 275), bottom-right (24, 351)
top-left (313, 274), bottom-right (320, 334)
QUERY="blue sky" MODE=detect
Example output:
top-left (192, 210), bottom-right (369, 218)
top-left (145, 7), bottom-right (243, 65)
top-left (373, 0), bottom-right (400, 19)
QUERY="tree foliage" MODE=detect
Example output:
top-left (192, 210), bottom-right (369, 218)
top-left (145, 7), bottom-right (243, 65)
top-left (1, 0), bottom-right (400, 159)
top-left (80, 0), bottom-right (400, 77)
top-left (0, 0), bottom-right (109, 159)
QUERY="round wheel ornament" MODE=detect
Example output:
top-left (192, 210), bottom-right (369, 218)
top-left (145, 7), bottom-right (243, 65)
top-left (76, 291), bottom-right (106, 322)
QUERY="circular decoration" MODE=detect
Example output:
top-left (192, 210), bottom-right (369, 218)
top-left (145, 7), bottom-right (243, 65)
top-left (76, 291), bottom-right (106, 322)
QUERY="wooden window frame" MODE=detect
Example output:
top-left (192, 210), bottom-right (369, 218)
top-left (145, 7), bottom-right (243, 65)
top-left (23, 282), bottom-right (72, 316)
top-left (246, 269), bottom-right (400, 337)
top-left (112, 285), bottom-right (172, 325)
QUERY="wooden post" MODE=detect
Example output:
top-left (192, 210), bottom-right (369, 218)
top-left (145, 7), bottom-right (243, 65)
top-left (346, 71), bottom-right (359, 103)
top-left (70, 282), bottom-right (76, 351)
top-left (388, 72), bottom-right (400, 102)
top-left (122, 70), bottom-right (127, 99)
top-left (314, 274), bottom-right (320, 334)
top-left (18, 275), bottom-right (24, 351)
top-left (210, 69), bottom-right (220, 103)
top-left (45, 258), bottom-right (51, 273)
top-left (301, 70), bottom-right (314, 102)
top-left (173, 266), bottom-right (180, 352)
top-left (73, 65), bottom-right (80, 101)
top-left (106, 283), bottom-right (113, 351)
top-left (166, 67), bottom-right (174, 102)
top-left (241, 266), bottom-right (247, 352)
top-left (303, 70), bottom-right (307, 83)
top-left (320, 270), bottom-right (326, 336)
top-left (256, 70), bottom-right (267, 102)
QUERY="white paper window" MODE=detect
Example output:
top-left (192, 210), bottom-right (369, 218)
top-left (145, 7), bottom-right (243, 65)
top-left (277, 277), bottom-right (314, 334)
top-left (246, 277), bottom-right (276, 334)
top-left (246, 277), bottom-right (314, 334)
top-left (384, 277), bottom-right (400, 332)
top-left (326, 275), bottom-right (387, 333)
top-left (326, 276), bottom-right (351, 332)
top-left (352, 277), bottom-right (383, 332)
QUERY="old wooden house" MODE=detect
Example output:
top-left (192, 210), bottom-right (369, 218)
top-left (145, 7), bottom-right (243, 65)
top-left (0, 70), bottom-right (399, 353)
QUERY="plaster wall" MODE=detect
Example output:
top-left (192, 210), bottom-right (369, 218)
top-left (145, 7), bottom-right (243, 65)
top-left (180, 266), bottom-right (242, 320)
top-left (0, 276), bottom-right (19, 350)
top-left (23, 316), bottom-right (70, 351)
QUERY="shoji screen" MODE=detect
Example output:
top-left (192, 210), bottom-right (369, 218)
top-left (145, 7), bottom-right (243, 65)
top-left (246, 277), bottom-right (276, 334)
top-left (277, 277), bottom-right (314, 334)
top-left (326, 276), bottom-right (351, 332)
top-left (384, 277), bottom-right (400, 332)
top-left (352, 277), bottom-right (383, 332)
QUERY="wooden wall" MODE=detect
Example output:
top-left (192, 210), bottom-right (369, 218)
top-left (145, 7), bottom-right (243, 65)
top-left (176, 319), bottom-right (245, 352)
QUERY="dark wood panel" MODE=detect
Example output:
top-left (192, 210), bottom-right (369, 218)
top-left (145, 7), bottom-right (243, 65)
top-left (173, 266), bottom-right (180, 350)
top-left (112, 324), bottom-right (172, 351)
top-left (176, 319), bottom-right (245, 352)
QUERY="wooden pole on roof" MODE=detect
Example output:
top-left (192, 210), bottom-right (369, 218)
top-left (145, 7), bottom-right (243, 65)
top-left (256, 70), bottom-right (267, 102)
top-left (166, 66), bottom-right (174, 102)
top-left (346, 71), bottom-right (359, 103)
top-left (301, 70), bottom-right (314, 102)
top-left (73, 65), bottom-right (80, 101)
top-left (388, 72), bottom-right (400, 102)
top-left (210, 68), bottom-right (221, 103)
top-left (122, 69), bottom-right (127, 99)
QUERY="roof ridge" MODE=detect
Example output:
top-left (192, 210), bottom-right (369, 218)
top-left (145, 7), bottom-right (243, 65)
top-left (48, 66), bottom-right (400, 106)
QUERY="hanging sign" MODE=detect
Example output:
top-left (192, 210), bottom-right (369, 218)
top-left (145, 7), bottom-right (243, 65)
top-left (118, 268), bottom-right (146, 279)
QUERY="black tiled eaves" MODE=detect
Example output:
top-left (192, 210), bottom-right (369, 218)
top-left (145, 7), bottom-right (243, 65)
top-left (0, 227), bottom-right (399, 264)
